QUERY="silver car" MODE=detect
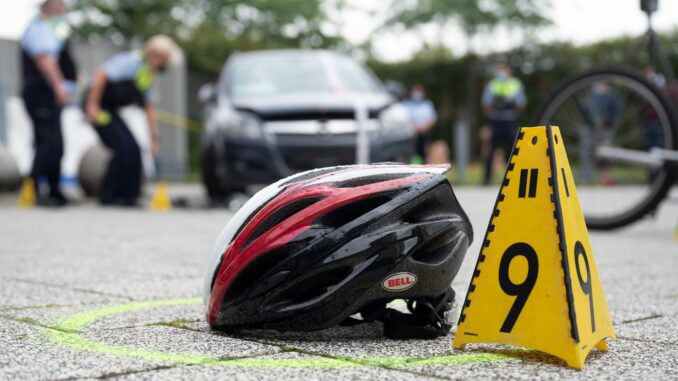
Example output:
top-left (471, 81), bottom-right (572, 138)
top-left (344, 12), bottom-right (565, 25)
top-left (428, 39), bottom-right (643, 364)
top-left (198, 49), bottom-right (414, 198)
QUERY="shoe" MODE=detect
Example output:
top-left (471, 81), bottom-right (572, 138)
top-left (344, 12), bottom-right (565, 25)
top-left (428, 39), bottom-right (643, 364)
top-left (116, 198), bottom-right (139, 207)
top-left (50, 191), bottom-right (69, 205)
top-left (36, 196), bottom-right (67, 207)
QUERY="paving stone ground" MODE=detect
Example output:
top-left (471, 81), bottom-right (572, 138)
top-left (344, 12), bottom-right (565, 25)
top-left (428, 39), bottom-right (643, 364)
top-left (1, 185), bottom-right (677, 380)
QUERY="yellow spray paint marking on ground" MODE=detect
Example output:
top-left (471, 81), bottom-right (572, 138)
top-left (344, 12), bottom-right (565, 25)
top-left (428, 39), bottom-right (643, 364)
top-left (453, 126), bottom-right (615, 370)
top-left (46, 298), bottom-right (509, 368)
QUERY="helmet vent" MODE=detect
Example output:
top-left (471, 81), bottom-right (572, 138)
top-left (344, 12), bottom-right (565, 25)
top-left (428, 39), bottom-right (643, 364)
top-left (223, 242), bottom-right (305, 304)
top-left (336, 173), bottom-right (411, 188)
top-left (269, 266), bottom-right (353, 309)
top-left (232, 188), bottom-right (285, 243)
top-left (280, 166), bottom-right (343, 186)
top-left (403, 188), bottom-right (452, 223)
top-left (411, 229), bottom-right (463, 265)
top-left (320, 194), bottom-right (392, 229)
top-left (243, 196), bottom-right (325, 250)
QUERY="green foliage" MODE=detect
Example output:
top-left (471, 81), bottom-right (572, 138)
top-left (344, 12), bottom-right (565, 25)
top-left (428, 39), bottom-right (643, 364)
top-left (68, 0), bottom-right (343, 73)
top-left (68, 0), bottom-right (550, 73)
top-left (384, 0), bottom-right (550, 36)
top-left (69, 0), bottom-right (182, 40)
top-left (369, 31), bottom-right (678, 159)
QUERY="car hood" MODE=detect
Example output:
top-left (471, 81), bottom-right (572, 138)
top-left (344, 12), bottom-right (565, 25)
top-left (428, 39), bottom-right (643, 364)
top-left (230, 92), bottom-right (393, 120)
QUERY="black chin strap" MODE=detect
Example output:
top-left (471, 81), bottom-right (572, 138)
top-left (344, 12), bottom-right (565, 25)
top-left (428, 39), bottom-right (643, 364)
top-left (342, 288), bottom-right (456, 340)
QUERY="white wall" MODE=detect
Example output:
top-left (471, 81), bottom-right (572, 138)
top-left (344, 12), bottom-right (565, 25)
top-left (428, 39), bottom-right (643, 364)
top-left (6, 96), bottom-right (156, 183)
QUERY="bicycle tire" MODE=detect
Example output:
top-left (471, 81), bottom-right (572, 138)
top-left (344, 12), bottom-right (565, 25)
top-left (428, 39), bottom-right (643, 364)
top-left (534, 65), bottom-right (677, 230)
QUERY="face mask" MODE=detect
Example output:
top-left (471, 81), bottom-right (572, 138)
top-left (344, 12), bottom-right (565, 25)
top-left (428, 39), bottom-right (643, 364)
top-left (47, 16), bottom-right (71, 41)
top-left (411, 91), bottom-right (424, 100)
top-left (496, 72), bottom-right (509, 80)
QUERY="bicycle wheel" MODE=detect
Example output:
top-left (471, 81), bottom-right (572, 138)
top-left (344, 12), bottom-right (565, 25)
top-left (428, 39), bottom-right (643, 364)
top-left (534, 66), bottom-right (677, 230)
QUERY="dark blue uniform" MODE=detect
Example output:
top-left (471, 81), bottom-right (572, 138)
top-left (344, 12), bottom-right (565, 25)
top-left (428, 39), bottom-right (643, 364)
top-left (20, 16), bottom-right (77, 199)
top-left (88, 51), bottom-right (155, 205)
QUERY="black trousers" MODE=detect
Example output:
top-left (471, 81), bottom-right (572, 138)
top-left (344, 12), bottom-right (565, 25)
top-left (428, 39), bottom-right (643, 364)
top-left (484, 120), bottom-right (517, 185)
top-left (92, 110), bottom-right (142, 204)
top-left (22, 86), bottom-right (63, 196)
top-left (415, 131), bottom-right (430, 160)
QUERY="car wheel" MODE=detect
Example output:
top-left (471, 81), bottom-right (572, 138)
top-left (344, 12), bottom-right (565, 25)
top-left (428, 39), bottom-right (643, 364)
top-left (202, 144), bottom-right (245, 202)
top-left (202, 145), bottom-right (227, 201)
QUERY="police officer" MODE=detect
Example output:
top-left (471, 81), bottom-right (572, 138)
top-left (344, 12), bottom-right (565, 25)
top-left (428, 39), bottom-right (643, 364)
top-left (21, 0), bottom-right (77, 206)
top-left (84, 35), bottom-right (180, 206)
top-left (481, 63), bottom-right (526, 185)
top-left (402, 84), bottom-right (437, 164)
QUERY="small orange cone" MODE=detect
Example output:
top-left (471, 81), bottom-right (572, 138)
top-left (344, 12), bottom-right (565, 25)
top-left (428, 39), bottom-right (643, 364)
top-left (16, 177), bottom-right (36, 208)
top-left (149, 181), bottom-right (172, 211)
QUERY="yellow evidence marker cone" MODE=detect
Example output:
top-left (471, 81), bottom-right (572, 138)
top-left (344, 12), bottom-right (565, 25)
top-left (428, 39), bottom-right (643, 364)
top-left (16, 177), bottom-right (36, 208)
top-left (149, 181), bottom-right (172, 211)
top-left (453, 126), bottom-right (615, 370)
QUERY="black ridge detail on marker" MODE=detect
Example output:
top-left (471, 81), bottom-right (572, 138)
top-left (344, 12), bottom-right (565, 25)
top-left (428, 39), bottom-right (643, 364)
top-left (456, 127), bottom-right (526, 327)
top-left (518, 169), bottom-right (539, 198)
top-left (546, 125), bottom-right (580, 343)
top-left (528, 169), bottom-right (538, 197)
top-left (561, 168), bottom-right (570, 197)
top-left (518, 169), bottom-right (529, 198)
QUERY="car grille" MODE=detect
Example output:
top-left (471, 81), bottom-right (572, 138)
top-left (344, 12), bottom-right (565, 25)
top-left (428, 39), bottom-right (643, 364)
top-left (279, 145), bottom-right (356, 171)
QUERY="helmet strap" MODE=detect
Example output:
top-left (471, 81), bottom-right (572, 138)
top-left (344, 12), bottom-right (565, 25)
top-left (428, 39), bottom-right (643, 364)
top-left (341, 287), bottom-right (456, 340)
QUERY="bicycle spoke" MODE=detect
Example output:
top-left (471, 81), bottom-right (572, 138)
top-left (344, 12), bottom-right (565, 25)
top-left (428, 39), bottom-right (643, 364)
top-left (535, 68), bottom-right (674, 229)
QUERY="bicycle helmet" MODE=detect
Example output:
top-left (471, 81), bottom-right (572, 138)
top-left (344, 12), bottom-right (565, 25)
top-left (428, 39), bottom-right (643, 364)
top-left (203, 163), bottom-right (473, 339)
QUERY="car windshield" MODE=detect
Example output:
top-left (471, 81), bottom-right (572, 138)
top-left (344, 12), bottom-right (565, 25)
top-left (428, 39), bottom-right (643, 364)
top-left (226, 52), bottom-right (381, 97)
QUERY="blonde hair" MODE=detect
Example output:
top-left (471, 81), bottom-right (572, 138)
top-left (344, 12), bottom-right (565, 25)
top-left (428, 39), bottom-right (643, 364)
top-left (144, 35), bottom-right (183, 65)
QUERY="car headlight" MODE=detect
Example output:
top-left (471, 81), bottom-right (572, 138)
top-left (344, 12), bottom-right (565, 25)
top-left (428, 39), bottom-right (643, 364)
top-left (379, 105), bottom-right (412, 136)
top-left (217, 109), bottom-right (263, 139)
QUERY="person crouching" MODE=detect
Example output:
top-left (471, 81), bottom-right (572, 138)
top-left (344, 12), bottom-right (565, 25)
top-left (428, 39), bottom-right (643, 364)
top-left (84, 35), bottom-right (181, 206)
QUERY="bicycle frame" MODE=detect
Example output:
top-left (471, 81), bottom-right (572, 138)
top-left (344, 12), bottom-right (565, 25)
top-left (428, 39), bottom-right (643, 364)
top-left (597, 146), bottom-right (678, 169)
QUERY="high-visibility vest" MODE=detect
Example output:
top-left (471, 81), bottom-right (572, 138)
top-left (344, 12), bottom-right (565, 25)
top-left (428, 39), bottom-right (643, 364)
top-left (99, 50), bottom-right (154, 109)
top-left (489, 77), bottom-right (521, 98)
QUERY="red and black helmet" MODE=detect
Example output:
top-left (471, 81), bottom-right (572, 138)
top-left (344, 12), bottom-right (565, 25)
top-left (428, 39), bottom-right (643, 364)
top-left (203, 164), bottom-right (472, 339)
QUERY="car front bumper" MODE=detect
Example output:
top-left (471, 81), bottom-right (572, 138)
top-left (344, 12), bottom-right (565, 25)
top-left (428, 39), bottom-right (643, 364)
top-left (213, 133), bottom-right (414, 187)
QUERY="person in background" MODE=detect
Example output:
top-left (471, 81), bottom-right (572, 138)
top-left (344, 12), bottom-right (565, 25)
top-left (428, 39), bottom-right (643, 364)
top-left (403, 84), bottom-right (437, 164)
top-left (481, 63), bottom-right (526, 185)
top-left (581, 82), bottom-right (622, 184)
top-left (84, 35), bottom-right (181, 206)
top-left (20, 0), bottom-right (77, 206)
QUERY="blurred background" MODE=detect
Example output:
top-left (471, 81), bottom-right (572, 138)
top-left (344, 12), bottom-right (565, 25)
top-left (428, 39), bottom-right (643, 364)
top-left (1, 0), bottom-right (677, 209)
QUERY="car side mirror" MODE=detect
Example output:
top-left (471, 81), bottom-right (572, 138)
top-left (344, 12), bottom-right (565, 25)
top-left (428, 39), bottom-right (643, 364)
top-left (198, 83), bottom-right (217, 103)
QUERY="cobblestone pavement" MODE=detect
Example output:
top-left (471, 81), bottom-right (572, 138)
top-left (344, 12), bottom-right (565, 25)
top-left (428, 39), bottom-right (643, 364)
top-left (1, 185), bottom-right (676, 380)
